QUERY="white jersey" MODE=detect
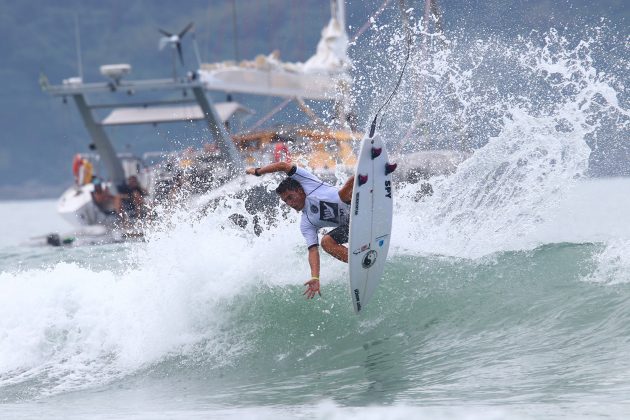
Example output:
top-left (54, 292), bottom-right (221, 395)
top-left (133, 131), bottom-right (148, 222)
top-left (290, 166), bottom-right (350, 248)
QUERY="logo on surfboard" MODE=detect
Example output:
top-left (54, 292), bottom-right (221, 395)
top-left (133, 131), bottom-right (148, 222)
top-left (352, 243), bottom-right (370, 255)
top-left (376, 234), bottom-right (389, 248)
top-left (362, 250), bottom-right (377, 268)
top-left (354, 288), bottom-right (362, 311)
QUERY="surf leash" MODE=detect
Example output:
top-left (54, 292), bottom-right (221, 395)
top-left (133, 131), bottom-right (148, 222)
top-left (369, 0), bottom-right (413, 137)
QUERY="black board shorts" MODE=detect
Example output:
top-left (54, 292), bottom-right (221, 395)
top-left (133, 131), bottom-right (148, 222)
top-left (327, 222), bottom-right (349, 245)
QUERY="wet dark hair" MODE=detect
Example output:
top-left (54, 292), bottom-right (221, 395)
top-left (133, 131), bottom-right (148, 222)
top-left (275, 177), bottom-right (303, 195)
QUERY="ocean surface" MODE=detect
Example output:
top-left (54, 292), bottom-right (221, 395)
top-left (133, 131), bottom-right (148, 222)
top-left (1, 177), bottom-right (630, 420)
top-left (2, 18), bottom-right (629, 420)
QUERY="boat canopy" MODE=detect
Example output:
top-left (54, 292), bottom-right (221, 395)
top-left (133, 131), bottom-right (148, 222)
top-left (100, 101), bottom-right (253, 126)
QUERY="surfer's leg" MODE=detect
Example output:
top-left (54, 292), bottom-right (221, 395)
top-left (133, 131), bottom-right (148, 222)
top-left (322, 225), bottom-right (349, 263)
top-left (321, 235), bottom-right (348, 263)
top-left (338, 176), bottom-right (354, 204)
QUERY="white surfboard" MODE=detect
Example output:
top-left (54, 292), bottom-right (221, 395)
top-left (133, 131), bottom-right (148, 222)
top-left (348, 128), bottom-right (396, 313)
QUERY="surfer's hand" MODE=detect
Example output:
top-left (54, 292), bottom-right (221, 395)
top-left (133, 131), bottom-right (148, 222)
top-left (303, 278), bottom-right (321, 299)
top-left (246, 167), bottom-right (263, 176)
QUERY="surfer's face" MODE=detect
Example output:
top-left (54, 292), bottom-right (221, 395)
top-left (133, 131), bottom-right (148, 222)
top-left (279, 189), bottom-right (306, 211)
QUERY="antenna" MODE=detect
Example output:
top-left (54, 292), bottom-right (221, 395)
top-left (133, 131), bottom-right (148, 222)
top-left (74, 13), bottom-right (84, 81)
top-left (191, 30), bottom-right (203, 69)
top-left (231, 0), bottom-right (240, 62)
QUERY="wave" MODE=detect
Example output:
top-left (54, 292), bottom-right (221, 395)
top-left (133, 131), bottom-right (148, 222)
top-left (2, 238), bottom-right (630, 403)
top-left (1, 21), bottom-right (629, 406)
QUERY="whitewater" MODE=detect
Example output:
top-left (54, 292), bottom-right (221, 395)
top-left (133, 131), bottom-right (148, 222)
top-left (1, 20), bottom-right (629, 420)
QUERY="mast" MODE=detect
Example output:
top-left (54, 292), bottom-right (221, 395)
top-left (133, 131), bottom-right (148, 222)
top-left (331, 0), bottom-right (345, 30)
top-left (231, 0), bottom-right (240, 62)
top-left (329, 0), bottom-right (351, 126)
top-left (74, 13), bottom-right (84, 80)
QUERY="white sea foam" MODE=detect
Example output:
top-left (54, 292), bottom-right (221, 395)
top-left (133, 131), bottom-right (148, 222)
top-left (0, 260), bottom-right (204, 392)
top-left (0, 193), bottom-right (347, 394)
top-left (364, 24), bottom-right (629, 258)
top-left (587, 239), bottom-right (630, 285)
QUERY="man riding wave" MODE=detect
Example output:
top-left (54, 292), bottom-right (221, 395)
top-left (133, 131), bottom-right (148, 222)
top-left (246, 162), bottom-right (354, 299)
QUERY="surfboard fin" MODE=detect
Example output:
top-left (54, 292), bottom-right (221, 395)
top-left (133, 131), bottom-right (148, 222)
top-left (358, 174), bottom-right (368, 186)
top-left (371, 147), bottom-right (382, 159)
top-left (385, 162), bottom-right (397, 175)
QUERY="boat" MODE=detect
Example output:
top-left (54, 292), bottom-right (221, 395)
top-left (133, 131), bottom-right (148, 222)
top-left (40, 0), bottom-right (469, 244)
top-left (40, 0), bottom-right (357, 243)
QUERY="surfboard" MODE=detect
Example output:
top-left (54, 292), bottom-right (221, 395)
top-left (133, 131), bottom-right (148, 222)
top-left (348, 128), bottom-right (396, 313)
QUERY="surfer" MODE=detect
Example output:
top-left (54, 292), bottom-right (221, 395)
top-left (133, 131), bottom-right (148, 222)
top-left (246, 162), bottom-right (354, 299)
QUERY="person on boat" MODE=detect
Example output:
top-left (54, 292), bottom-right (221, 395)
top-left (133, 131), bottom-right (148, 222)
top-left (79, 158), bottom-right (94, 185)
top-left (245, 162), bottom-right (354, 299)
top-left (91, 178), bottom-right (122, 218)
top-left (118, 175), bottom-right (148, 220)
top-left (72, 154), bottom-right (94, 185)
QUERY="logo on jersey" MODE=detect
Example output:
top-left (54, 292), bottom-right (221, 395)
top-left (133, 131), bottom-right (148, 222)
top-left (319, 201), bottom-right (339, 223)
top-left (310, 204), bottom-right (319, 214)
top-left (362, 250), bottom-right (377, 268)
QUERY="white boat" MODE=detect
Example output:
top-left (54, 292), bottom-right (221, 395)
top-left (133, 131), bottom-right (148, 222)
top-left (41, 0), bottom-right (355, 241)
top-left (41, 0), bottom-right (468, 243)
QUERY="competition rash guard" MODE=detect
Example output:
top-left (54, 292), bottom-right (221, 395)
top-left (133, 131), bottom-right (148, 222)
top-left (289, 166), bottom-right (350, 248)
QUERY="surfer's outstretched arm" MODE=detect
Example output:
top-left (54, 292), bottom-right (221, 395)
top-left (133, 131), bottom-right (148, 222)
top-left (303, 245), bottom-right (321, 299)
top-left (245, 162), bottom-right (294, 176)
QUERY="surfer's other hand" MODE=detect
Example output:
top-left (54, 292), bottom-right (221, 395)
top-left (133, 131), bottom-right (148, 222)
top-left (303, 278), bottom-right (321, 299)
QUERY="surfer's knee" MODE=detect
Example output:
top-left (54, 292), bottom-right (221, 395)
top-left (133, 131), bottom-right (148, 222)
top-left (321, 234), bottom-right (348, 263)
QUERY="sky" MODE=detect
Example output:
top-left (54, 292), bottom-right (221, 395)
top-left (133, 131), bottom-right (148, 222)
top-left (0, 0), bottom-right (626, 199)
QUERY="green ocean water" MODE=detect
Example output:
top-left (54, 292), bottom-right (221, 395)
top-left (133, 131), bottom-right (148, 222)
top-left (2, 222), bottom-right (630, 419)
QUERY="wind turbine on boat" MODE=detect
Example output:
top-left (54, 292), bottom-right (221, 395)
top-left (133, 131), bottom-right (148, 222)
top-left (158, 22), bottom-right (194, 79)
